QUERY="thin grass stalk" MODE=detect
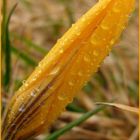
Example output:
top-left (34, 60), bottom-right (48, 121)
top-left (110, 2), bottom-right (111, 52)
top-left (3, 3), bottom-right (17, 91)
top-left (46, 105), bottom-right (106, 140)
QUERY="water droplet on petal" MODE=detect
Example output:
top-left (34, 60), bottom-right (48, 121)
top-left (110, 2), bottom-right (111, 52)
top-left (78, 71), bottom-right (83, 76)
top-left (74, 26), bottom-right (81, 36)
top-left (38, 70), bottom-right (42, 74)
top-left (70, 39), bottom-right (74, 43)
top-left (38, 62), bottom-right (42, 67)
top-left (19, 105), bottom-right (25, 112)
top-left (30, 91), bottom-right (36, 97)
top-left (90, 37), bottom-right (99, 45)
top-left (100, 24), bottom-right (109, 30)
top-left (75, 26), bottom-right (78, 30)
top-left (93, 50), bottom-right (99, 56)
top-left (72, 24), bottom-right (75, 27)
top-left (84, 56), bottom-right (90, 62)
top-left (24, 83), bottom-right (28, 87)
top-left (49, 67), bottom-right (60, 75)
top-left (59, 48), bottom-right (64, 54)
top-left (68, 81), bottom-right (74, 86)
top-left (32, 78), bottom-right (36, 82)
top-left (57, 95), bottom-right (66, 101)
top-left (81, 17), bottom-right (86, 22)
top-left (110, 40), bottom-right (115, 45)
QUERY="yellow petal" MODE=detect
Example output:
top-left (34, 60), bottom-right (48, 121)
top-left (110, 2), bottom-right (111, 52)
top-left (2, 0), bottom-right (135, 139)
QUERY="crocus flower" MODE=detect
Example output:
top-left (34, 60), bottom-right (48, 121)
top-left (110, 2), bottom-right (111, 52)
top-left (2, 0), bottom-right (135, 139)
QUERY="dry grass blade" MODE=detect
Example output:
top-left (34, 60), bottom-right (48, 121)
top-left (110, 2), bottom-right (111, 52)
top-left (96, 102), bottom-right (139, 114)
top-left (2, 0), bottom-right (135, 140)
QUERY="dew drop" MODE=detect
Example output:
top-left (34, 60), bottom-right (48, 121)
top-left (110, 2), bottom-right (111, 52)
top-left (24, 82), bottom-right (28, 87)
top-left (90, 38), bottom-right (98, 45)
top-left (61, 41), bottom-right (65, 46)
top-left (75, 26), bottom-right (81, 36)
top-left (38, 70), bottom-right (42, 74)
top-left (32, 78), bottom-right (36, 82)
top-left (70, 39), bottom-right (74, 43)
top-left (33, 74), bottom-right (38, 80)
top-left (57, 95), bottom-right (66, 101)
top-left (75, 26), bottom-right (78, 30)
top-left (64, 38), bottom-right (68, 42)
top-left (72, 24), bottom-right (75, 27)
top-left (68, 81), bottom-right (74, 86)
top-left (49, 67), bottom-right (60, 75)
top-left (38, 62), bottom-right (42, 67)
top-left (19, 88), bottom-right (22, 92)
top-left (30, 91), bottom-right (36, 97)
top-left (84, 56), bottom-right (90, 62)
top-left (100, 24), bottom-right (109, 30)
top-left (81, 17), bottom-right (86, 22)
top-left (110, 40), bottom-right (115, 45)
top-left (59, 49), bottom-right (64, 54)
top-left (78, 71), bottom-right (83, 76)
top-left (93, 50), bottom-right (99, 57)
top-left (19, 105), bottom-right (25, 112)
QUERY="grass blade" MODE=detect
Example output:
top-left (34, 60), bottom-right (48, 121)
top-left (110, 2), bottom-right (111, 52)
top-left (11, 33), bottom-right (49, 55)
top-left (96, 102), bottom-right (139, 114)
top-left (11, 46), bottom-right (37, 66)
top-left (3, 3), bottom-right (18, 91)
top-left (46, 105), bottom-right (106, 140)
top-left (2, 0), bottom-right (7, 46)
top-left (67, 103), bottom-right (86, 113)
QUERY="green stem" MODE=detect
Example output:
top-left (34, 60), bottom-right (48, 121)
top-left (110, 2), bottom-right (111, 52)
top-left (3, 3), bottom-right (18, 91)
top-left (46, 105), bottom-right (106, 140)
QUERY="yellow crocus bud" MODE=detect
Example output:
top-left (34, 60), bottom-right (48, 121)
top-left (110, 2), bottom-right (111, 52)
top-left (2, 0), bottom-right (135, 139)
